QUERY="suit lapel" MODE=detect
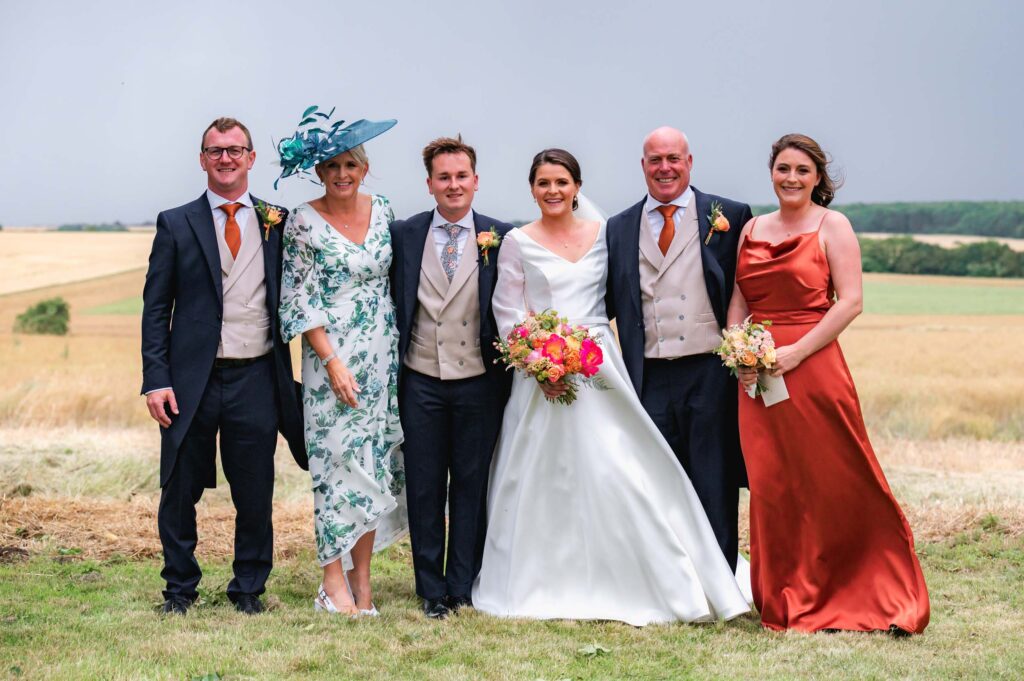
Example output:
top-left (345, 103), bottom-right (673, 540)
top-left (404, 213), bottom-right (432, 317)
top-left (472, 212), bottom-right (496, 319)
top-left (442, 231), bottom-right (477, 310)
top-left (658, 202), bottom-right (698, 277)
top-left (252, 194), bottom-right (280, 329)
top-left (224, 209), bottom-right (263, 296)
top-left (638, 208), bottom-right (663, 271)
top-left (624, 198), bottom-right (646, 319)
top-left (186, 194), bottom-right (223, 303)
top-left (692, 187), bottom-right (725, 311)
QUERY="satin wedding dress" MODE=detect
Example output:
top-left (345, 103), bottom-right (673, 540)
top-left (472, 207), bottom-right (751, 626)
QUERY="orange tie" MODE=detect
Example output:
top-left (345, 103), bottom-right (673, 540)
top-left (656, 204), bottom-right (678, 255)
top-left (220, 202), bottom-right (243, 259)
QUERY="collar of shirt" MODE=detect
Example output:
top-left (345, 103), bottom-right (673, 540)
top-left (206, 189), bottom-right (254, 238)
top-left (644, 186), bottom-right (693, 218)
top-left (430, 208), bottom-right (475, 232)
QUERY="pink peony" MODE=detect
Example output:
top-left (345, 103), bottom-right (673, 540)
top-left (526, 349), bottom-right (543, 363)
top-left (541, 334), bottom-right (567, 364)
top-left (579, 338), bottom-right (603, 377)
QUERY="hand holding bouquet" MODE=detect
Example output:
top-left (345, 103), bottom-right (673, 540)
top-left (495, 309), bottom-right (608, 405)
top-left (716, 316), bottom-right (781, 400)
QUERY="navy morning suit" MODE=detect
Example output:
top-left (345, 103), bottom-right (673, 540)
top-left (141, 193), bottom-right (306, 602)
top-left (606, 187), bottom-right (752, 571)
top-left (389, 211), bottom-right (513, 601)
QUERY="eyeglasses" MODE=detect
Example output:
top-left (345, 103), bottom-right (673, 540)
top-left (203, 146), bottom-right (251, 160)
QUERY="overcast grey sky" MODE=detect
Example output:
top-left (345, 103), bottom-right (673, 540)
top-left (1, 0), bottom-right (1021, 225)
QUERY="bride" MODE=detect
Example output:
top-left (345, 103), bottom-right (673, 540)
top-left (471, 149), bottom-right (751, 626)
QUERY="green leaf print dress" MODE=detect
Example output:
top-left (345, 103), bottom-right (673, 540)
top-left (280, 195), bottom-right (407, 567)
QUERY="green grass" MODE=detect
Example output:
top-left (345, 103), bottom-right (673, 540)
top-left (1, 534), bottom-right (1022, 680)
top-left (82, 297), bottom-right (143, 315)
top-left (863, 280), bottom-right (1024, 315)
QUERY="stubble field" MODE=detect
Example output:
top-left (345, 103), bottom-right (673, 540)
top-left (1, 232), bottom-right (1022, 679)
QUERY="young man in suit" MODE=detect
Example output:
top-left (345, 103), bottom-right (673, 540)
top-left (389, 136), bottom-right (513, 619)
top-left (606, 126), bottom-right (752, 571)
top-left (142, 117), bottom-right (306, 615)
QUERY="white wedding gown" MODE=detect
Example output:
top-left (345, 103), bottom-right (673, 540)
top-left (471, 218), bottom-right (752, 626)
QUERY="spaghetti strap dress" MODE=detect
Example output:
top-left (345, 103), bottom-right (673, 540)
top-left (735, 214), bottom-right (929, 633)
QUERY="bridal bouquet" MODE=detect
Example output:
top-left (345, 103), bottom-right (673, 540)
top-left (716, 316), bottom-right (788, 405)
top-left (495, 309), bottom-right (607, 405)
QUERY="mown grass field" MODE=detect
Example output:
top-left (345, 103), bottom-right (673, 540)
top-left (1, 233), bottom-right (1022, 679)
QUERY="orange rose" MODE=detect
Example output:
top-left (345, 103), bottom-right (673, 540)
top-left (713, 214), bottom-right (730, 233)
top-left (740, 351), bottom-right (757, 367)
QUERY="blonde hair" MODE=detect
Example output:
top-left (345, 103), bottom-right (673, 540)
top-left (314, 143), bottom-right (369, 180)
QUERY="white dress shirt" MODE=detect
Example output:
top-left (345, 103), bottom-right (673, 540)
top-left (429, 208), bottom-right (475, 262)
top-left (644, 186), bottom-right (694, 242)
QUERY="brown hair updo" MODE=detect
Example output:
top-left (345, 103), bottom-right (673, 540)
top-left (529, 148), bottom-right (583, 211)
top-left (769, 134), bottom-right (843, 207)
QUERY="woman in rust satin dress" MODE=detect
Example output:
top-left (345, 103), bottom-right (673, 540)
top-left (726, 134), bottom-right (929, 634)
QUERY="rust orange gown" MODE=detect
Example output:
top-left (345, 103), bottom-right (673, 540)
top-left (736, 217), bottom-right (929, 633)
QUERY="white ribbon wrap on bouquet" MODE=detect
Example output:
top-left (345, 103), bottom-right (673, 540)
top-left (745, 373), bottom-right (790, 407)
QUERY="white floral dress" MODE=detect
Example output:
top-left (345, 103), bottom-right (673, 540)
top-left (280, 195), bottom-right (407, 567)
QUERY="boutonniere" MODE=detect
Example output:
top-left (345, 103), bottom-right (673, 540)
top-left (477, 227), bottom-right (502, 265)
top-left (254, 200), bottom-right (285, 241)
top-left (704, 202), bottom-right (730, 246)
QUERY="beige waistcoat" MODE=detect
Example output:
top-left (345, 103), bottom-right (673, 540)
top-left (639, 202), bottom-right (720, 358)
top-left (403, 232), bottom-right (486, 379)
top-left (216, 227), bottom-right (273, 359)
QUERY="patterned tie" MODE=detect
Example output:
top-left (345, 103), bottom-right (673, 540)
top-left (440, 223), bottom-right (462, 282)
top-left (656, 204), bottom-right (678, 256)
top-left (220, 202), bottom-right (243, 259)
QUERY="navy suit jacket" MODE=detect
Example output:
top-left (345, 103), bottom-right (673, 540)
top-left (141, 192), bottom-right (307, 485)
top-left (389, 210), bottom-right (514, 385)
top-left (605, 187), bottom-right (753, 396)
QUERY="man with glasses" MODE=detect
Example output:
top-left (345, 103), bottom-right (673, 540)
top-left (142, 117), bottom-right (306, 616)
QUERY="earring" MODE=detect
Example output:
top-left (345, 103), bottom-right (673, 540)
top-left (572, 195), bottom-right (579, 211)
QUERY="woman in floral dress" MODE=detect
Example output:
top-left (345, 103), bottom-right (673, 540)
top-left (278, 111), bottom-right (406, 616)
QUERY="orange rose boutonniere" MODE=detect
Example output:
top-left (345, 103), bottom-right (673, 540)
top-left (704, 201), bottom-right (730, 246)
top-left (477, 227), bottom-right (502, 265)
top-left (255, 201), bottom-right (285, 241)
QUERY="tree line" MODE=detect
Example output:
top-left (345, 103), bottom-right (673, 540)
top-left (858, 236), bottom-right (1023, 278)
top-left (754, 201), bottom-right (1024, 238)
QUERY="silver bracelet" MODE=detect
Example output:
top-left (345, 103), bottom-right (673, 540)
top-left (322, 351), bottom-right (338, 365)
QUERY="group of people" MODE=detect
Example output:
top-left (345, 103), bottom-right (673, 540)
top-left (141, 110), bottom-right (930, 634)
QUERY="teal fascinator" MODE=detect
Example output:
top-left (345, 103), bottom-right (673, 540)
top-left (274, 105), bottom-right (397, 188)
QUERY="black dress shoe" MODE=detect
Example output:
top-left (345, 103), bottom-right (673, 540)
top-left (422, 598), bottom-right (449, 620)
top-left (233, 594), bottom-right (265, 615)
top-left (446, 594), bottom-right (473, 612)
top-left (161, 596), bottom-right (192, 615)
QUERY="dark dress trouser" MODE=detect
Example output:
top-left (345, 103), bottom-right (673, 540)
top-left (158, 355), bottom-right (278, 601)
top-left (399, 367), bottom-right (504, 601)
top-left (641, 354), bottom-right (739, 572)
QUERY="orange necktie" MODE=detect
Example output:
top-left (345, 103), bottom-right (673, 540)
top-left (656, 204), bottom-right (678, 255)
top-left (220, 202), bottom-right (243, 259)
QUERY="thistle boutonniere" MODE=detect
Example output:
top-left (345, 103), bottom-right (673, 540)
top-left (704, 202), bottom-right (731, 246)
top-left (254, 200), bottom-right (285, 241)
top-left (477, 227), bottom-right (502, 265)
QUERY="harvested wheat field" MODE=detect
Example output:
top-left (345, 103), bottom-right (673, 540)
top-left (0, 231), bottom-right (155, 296)
top-left (2, 233), bottom-right (1023, 679)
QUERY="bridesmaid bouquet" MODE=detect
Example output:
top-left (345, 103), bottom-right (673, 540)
top-left (716, 316), bottom-right (786, 403)
top-left (495, 309), bottom-right (608, 405)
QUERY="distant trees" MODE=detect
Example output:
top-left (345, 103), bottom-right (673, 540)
top-left (57, 221), bottom-right (128, 232)
top-left (754, 202), bottom-right (1024, 238)
top-left (859, 237), bottom-right (1023, 278)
